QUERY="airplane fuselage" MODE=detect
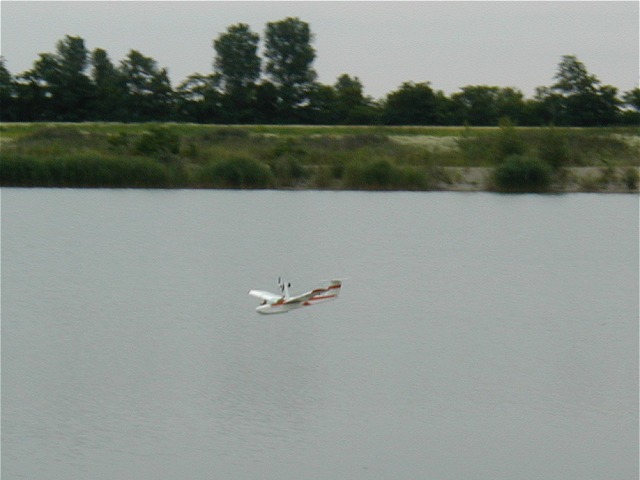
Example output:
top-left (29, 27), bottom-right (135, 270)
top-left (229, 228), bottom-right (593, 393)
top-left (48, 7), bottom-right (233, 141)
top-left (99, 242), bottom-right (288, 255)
top-left (250, 279), bottom-right (342, 315)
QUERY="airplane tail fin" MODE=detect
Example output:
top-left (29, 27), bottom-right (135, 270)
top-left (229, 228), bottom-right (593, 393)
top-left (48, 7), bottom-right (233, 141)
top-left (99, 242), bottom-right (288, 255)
top-left (328, 279), bottom-right (342, 298)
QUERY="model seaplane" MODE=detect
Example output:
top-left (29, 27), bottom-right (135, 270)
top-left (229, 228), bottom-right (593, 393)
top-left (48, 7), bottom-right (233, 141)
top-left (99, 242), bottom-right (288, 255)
top-left (248, 278), bottom-right (342, 315)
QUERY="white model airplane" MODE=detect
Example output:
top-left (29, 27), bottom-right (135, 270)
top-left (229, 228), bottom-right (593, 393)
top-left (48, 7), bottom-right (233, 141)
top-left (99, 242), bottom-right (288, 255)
top-left (249, 278), bottom-right (342, 315)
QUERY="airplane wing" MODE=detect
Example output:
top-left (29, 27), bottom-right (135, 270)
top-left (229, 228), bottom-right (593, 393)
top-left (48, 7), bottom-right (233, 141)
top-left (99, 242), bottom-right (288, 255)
top-left (248, 290), bottom-right (282, 302)
top-left (283, 290), bottom-right (318, 304)
top-left (284, 283), bottom-right (339, 305)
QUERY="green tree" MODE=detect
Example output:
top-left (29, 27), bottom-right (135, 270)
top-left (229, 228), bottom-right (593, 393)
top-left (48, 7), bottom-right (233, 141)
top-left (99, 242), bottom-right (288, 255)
top-left (13, 68), bottom-right (49, 120)
top-left (176, 73), bottom-right (222, 122)
top-left (333, 74), bottom-right (378, 124)
top-left (495, 88), bottom-right (527, 124)
top-left (21, 35), bottom-right (95, 120)
top-left (254, 81), bottom-right (280, 123)
top-left (533, 86), bottom-right (564, 125)
top-left (383, 82), bottom-right (438, 125)
top-left (120, 50), bottom-right (174, 121)
top-left (450, 85), bottom-right (500, 125)
top-left (303, 83), bottom-right (339, 124)
top-left (0, 57), bottom-right (18, 121)
top-left (214, 23), bottom-right (261, 122)
top-left (91, 48), bottom-right (127, 120)
top-left (264, 17), bottom-right (317, 116)
top-left (621, 87), bottom-right (640, 125)
top-left (213, 23), bottom-right (261, 95)
top-left (623, 87), bottom-right (640, 111)
top-left (549, 55), bottom-right (620, 126)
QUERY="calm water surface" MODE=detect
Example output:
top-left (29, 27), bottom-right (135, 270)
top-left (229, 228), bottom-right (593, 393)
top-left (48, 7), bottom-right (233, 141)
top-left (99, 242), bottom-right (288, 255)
top-left (2, 189), bottom-right (638, 479)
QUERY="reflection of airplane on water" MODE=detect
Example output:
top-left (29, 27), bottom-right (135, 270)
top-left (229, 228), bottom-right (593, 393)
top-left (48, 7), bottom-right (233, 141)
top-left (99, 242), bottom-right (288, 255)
top-left (248, 278), bottom-right (342, 315)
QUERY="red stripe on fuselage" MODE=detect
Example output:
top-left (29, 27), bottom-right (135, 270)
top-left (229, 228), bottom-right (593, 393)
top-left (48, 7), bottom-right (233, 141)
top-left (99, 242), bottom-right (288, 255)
top-left (308, 293), bottom-right (337, 301)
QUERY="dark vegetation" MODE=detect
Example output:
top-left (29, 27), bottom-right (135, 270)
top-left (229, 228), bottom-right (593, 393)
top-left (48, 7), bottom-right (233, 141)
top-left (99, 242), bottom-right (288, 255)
top-left (1, 19), bottom-right (639, 126)
top-left (1, 123), bottom-right (638, 192)
top-left (493, 155), bottom-right (553, 193)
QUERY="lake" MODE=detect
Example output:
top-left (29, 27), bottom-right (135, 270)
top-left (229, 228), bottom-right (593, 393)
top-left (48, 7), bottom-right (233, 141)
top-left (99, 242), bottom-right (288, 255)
top-left (2, 189), bottom-right (638, 479)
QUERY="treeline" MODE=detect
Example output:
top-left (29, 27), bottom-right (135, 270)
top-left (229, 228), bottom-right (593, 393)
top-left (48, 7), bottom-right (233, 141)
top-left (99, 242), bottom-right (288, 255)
top-left (1, 18), bottom-right (639, 126)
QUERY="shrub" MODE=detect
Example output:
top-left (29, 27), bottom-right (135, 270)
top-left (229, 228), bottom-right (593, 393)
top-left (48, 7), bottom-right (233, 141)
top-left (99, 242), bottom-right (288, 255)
top-left (396, 165), bottom-right (430, 190)
top-left (311, 165), bottom-right (334, 189)
top-left (201, 127), bottom-right (250, 142)
top-left (135, 127), bottom-right (180, 160)
top-left (107, 132), bottom-right (131, 149)
top-left (493, 155), bottom-right (552, 193)
top-left (269, 137), bottom-right (308, 160)
top-left (458, 134), bottom-right (496, 166)
top-left (622, 167), bottom-right (639, 190)
top-left (495, 117), bottom-right (526, 161)
top-left (19, 126), bottom-right (84, 144)
top-left (341, 134), bottom-right (390, 149)
top-left (198, 157), bottom-right (272, 189)
top-left (537, 127), bottom-right (570, 170)
top-left (268, 155), bottom-right (307, 186)
top-left (343, 158), bottom-right (429, 190)
top-left (344, 158), bottom-right (394, 189)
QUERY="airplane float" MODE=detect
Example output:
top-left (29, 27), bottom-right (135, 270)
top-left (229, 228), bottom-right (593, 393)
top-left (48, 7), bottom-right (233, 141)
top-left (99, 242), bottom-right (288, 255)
top-left (248, 278), bottom-right (342, 315)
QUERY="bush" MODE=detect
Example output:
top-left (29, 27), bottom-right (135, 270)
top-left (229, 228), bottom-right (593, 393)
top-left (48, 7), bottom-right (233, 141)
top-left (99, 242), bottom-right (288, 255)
top-left (493, 155), bottom-right (552, 193)
top-left (344, 158), bottom-right (393, 189)
top-left (458, 134), bottom-right (496, 166)
top-left (395, 165), bottom-right (430, 190)
top-left (107, 132), bottom-right (131, 149)
top-left (495, 117), bottom-right (526, 161)
top-left (268, 155), bottom-right (307, 186)
top-left (537, 127), bottom-right (570, 170)
top-left (311, 165), bottom-right (334, 189)
top-left (19, 126), bottom-right (85, 144)
top-left (135, 127), bottom-right (180, 159)
top-left (198, 157), bottom-right (272, 189)
top-left (341, 134), bottom-right (390, 149)
top-left (343, 158), bottom-right (429, 190)
top-left (201, 127), bottom-right (250, 142)
top-left (623, 167), bottom-right (639, 190)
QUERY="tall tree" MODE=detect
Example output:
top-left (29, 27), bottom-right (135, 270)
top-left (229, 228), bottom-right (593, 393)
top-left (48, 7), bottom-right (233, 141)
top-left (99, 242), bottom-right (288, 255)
top-left (548, 55), bottom-right (620, 126)
top-left (622, 87), bottom-right (640, 112)
top-left (333, 74), bottom-right (378, 124)
top-left (533, 86), bottom-right (564, 125)
top-left (303, 83), bottom-right (339, 124)
top-left (450, 85), bottom-right (501, 126)
top-left (176, 73), bottom-right (222, 122)
top-left (21, 35), bottom-right (95, 120)
top-left (254, 81), bottom-right (280, 123)
top-left (383, 81), bottom-right (439, 125)
top-left (213, 23), bottom-right (260, 95)
top-left (213, 24), bottom-right (261, 122)
top-left (0, 57), bottom-right (17, 121)
top-left (621, 87), bottom-right (640, 125)
top-left (91, 48), bottom-right (126, 120)
top-left (494, 87), bottom-right (527, 124)
top-left (264, 17), bottom-right (317, 116)
top-left (120, 50), bottom-right (174, 121)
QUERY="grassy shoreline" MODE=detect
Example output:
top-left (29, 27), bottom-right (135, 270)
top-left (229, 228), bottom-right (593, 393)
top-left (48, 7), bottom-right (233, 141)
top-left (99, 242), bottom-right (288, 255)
top-left (1, 123), bottom-right (638, 193)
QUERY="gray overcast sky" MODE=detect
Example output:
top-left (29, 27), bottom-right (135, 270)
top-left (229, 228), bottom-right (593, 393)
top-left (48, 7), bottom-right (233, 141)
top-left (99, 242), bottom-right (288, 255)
top-left (1, 1), bottom-right (638, 100)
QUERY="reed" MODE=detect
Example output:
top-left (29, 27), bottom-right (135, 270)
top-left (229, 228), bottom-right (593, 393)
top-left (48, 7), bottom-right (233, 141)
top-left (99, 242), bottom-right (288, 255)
top-left (0, 152), bottom-right (173, 188)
